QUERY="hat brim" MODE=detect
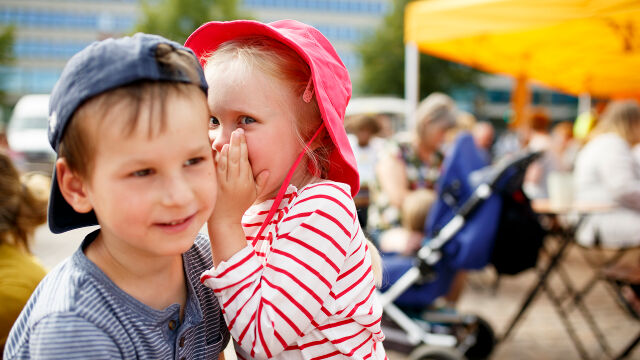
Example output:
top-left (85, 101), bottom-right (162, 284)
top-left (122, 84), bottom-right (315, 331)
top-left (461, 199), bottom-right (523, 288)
top-left (48, 168), bottom-right (98, 234)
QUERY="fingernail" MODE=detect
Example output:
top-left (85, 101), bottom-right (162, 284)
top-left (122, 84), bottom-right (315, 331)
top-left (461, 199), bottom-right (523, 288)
top-left (236, 128), bottom-right (244, 134)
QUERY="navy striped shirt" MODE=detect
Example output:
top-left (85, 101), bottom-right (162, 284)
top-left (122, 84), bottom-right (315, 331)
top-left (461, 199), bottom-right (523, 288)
top-left (4, 230), bottom-right (229, 359)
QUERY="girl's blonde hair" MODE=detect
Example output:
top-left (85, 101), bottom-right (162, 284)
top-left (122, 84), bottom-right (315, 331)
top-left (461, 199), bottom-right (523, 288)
top-left (204, 36), bottom-right (383, 285)
top-left (591, 100), bottom-right (640, 145)
top-left (0, 152), bottom-right (48, 252)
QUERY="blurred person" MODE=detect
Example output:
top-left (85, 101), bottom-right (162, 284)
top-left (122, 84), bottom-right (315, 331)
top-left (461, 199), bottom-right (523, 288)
top-left (379, 189), bottom-right (436, 255)
top-left (0, 152), bottom-right (48, 353)
top-left (367, 92), bottom-right (457, 241)
top-left (346, 114), bottom-right (387, 230)
top-left (524, 121), bottom-right (578, 199)
top-left (445, 110), bottom-right (476, 145)
top-left (472, 121), bottom-right (495, 162)
top-left (574, 100), bottom-right (640, 248)
top-left (526, 107), bottom-right (552, 151)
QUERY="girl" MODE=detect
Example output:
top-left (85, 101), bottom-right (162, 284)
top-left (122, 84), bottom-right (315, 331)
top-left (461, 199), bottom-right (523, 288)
top-left (186, 20), bottom-right (386, 359)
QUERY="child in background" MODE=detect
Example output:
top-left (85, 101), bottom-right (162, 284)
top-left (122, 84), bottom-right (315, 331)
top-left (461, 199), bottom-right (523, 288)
top-left (4, 34), bottom-right (229, 359)
top-left (0, 153), bottom-right (48, 353)
top-left (186, 20), bottom-right (386, 359)
top-left (379, 189), bottom-right (436, 256)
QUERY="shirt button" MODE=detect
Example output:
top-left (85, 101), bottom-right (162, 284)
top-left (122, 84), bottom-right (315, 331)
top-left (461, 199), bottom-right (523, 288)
top-left (180, 357), bottom-right (185, 360)
top-left (179, 336), bottom-right (185, 347)
top-left (168, 320), bottom-right (176, 331)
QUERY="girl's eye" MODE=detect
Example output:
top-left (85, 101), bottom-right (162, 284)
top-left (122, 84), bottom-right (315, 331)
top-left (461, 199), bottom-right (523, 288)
top-left (132, 169), bottom-right (154, 177)
top-left (184, 157), bottom-right (204, 166)
top-left (209, 116), bottom-right (220, 128)
top-left (239, 116), bottom-right (256, 125)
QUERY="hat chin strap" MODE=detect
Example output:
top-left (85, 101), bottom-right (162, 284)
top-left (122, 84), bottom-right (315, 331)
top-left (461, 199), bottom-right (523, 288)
top-left (252, 123), bottom-right (325, 246)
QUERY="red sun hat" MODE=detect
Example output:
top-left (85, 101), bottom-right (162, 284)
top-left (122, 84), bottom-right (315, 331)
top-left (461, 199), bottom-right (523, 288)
top-left (185, 19), bottom-right (359, 197)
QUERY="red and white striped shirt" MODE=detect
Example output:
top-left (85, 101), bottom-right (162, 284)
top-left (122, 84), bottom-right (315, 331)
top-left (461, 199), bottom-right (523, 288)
top-left (202, 181), bottom-right (386, 360)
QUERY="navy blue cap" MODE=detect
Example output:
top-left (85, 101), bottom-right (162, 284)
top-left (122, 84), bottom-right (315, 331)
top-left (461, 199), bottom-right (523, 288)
top-left (47, 33), bottom-right (208, 233)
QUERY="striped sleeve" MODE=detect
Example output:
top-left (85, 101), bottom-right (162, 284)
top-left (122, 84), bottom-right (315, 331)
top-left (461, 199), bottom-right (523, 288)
top-left (202, 184), bottom-right (356, 359)
top-left (29, 313), bottom-right (121, 359)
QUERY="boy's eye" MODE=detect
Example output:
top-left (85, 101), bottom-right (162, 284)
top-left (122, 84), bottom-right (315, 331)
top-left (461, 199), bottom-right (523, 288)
top-left (132, 169), bottom-right (154, 177)
top-left (209, 116), bottom-right (220, 128)
top-left (239, 116), bottom-right (256, 125)
top-left (184, 157), bottom-right (204, 166)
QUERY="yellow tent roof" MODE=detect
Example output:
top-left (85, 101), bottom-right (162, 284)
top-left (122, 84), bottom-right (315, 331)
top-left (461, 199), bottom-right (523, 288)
top-left (405, 0), bottom-right (640, 97)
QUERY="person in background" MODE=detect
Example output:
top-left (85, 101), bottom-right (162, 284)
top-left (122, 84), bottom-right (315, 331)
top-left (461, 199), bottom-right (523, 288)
top-left (367, 92), bottom-right (457, 241)
top-left (379, 189), bottom-right (436, 256)
top-left (346, 114), bottom-right (386, 230)
top-left (524, 121), bottom-right (578, 199)
top-left (472, 121), bottom-right (495, 163)
top-left (574, 100), bottom-right (640, 248)
top-left (0, 152), bottom-right (48, 354)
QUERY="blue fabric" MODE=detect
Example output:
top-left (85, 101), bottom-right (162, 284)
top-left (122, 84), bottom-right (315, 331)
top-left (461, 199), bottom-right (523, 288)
top-left (4, 231), bottom-right (229, 360)
top-left (380, 253), bottom-right (455, 307)
top-left (426, 133), bottom-right (502, 270)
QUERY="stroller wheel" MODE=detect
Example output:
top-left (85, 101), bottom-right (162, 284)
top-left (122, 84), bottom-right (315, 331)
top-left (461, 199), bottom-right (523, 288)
top-left (409, 345), bottom-right (464, 360)
top-left (461, 315), bottom-right (496, 360)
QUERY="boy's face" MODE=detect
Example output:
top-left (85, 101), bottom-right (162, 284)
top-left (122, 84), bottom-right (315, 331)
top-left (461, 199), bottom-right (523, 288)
top-left (80, 92), bottom-right (216, 257)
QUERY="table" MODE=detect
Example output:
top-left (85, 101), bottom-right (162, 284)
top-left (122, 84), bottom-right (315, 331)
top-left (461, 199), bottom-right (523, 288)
top-left (500, 199), bottom-right (617, 359)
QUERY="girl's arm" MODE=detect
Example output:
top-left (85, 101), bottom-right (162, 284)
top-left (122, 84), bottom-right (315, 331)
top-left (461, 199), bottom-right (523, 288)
top-left (203, 184), bottom-right (362, 359)
top-left (208, 129), bottom-right (268, 266)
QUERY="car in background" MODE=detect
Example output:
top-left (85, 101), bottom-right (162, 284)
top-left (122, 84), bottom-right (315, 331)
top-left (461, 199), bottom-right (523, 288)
top-left (7, 94), bottom-right (55, 174)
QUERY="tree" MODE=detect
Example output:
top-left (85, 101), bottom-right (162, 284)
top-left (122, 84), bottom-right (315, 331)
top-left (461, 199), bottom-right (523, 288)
top-left (135, 0), bottom-right (252, 44)
top-left (0, 26), bottom-right (15, 111)
top-left (358, 0), bottom-right (477, 98)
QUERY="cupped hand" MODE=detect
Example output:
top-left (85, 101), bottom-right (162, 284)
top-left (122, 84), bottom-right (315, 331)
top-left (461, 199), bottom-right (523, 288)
top-left (210, 129), bottom-right (269, 226)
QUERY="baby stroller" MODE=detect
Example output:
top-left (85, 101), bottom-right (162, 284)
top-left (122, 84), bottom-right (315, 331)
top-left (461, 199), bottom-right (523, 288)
top-left (378, 133), bottom-right (541, 360)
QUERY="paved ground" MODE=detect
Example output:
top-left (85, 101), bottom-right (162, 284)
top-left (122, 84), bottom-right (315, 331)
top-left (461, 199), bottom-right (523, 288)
top-left (32, 228), bottom-right (640, 360)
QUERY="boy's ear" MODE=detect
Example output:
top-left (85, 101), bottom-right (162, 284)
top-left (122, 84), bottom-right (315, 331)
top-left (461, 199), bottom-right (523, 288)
top-left (56, 158), bottom-right (93, 214)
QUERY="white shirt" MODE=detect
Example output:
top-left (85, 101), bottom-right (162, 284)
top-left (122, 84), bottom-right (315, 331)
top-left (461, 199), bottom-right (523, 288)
top-left (202, 181), bottom-right (386, 359)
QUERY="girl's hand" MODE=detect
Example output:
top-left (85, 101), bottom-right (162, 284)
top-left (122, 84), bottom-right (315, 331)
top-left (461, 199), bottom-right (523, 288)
top-left (211, 129), bottom-right (269, 225)
top-left (207, 129), bottom-right (268, 265)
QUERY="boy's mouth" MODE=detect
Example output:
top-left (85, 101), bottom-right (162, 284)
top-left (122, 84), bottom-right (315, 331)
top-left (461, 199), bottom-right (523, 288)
top-left (155, 213), bottom-right (196, 231)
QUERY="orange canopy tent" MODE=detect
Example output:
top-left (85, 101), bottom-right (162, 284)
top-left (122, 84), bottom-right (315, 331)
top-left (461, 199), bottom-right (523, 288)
top-left (403, 0), bottom-right (640, 126)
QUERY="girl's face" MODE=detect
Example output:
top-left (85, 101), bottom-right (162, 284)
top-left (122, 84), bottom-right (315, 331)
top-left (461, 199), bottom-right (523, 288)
top-left (206, 65), bottom-right (305, 204)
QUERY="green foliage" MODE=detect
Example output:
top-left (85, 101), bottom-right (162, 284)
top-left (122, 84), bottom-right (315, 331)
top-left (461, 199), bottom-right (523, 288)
top-left (135, 0), bottom-right (252, 44)
top-left (358, 0), bottom-right (477, 98)
top-left (0, 26), bottom-right (15, 108)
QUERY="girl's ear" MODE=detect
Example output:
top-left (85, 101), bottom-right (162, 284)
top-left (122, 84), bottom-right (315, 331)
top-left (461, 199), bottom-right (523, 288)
top-left (56, 158), bottom-right (93, 214)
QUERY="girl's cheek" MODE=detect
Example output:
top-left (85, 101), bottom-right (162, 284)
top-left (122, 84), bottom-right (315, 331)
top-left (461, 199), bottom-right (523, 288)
top-left (208, 129), bottom-right (216, 144)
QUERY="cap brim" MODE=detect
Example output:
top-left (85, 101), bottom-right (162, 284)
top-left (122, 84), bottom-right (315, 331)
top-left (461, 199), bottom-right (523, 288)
top-left (48, 167), bottom-right (98, 234)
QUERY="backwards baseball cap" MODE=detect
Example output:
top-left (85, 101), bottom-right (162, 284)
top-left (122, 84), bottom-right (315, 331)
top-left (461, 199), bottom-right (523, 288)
top-left (185, 19), bottom-right (360, 197)
top-left (47, 33), bottom-right (208, 234)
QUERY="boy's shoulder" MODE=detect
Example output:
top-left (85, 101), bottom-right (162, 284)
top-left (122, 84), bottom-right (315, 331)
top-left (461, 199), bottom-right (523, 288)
top-left (3, 246), bottom-right (123, 359)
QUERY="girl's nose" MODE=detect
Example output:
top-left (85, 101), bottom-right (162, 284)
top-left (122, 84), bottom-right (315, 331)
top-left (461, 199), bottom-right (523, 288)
top-left (211, 127), bottom-right (232, 153)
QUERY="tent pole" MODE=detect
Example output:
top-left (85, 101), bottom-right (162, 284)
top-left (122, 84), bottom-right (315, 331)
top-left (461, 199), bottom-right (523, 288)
top-left (405, 41), bottom-right (419, 131)
top-left (511, 76), bottom-right (530, 128)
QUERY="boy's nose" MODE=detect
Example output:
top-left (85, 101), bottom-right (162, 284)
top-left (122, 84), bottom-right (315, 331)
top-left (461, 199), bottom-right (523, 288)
top-left (162, 175), bottom-right (195, 207)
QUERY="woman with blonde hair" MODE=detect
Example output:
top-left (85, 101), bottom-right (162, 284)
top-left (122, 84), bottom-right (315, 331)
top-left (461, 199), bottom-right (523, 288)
top-left (574, 100), bottom-right (640, 248)
top-left (0, 152), bottom-right (48, 352)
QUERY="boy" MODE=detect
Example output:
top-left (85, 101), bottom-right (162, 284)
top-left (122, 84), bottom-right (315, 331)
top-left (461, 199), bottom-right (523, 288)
top-left (3, 34), bottom-right (229, 359)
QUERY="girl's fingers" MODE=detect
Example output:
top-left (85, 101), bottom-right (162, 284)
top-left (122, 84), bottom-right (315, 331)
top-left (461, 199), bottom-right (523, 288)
top-left (238, 129), bottom-right (250, 179)
top-left (218, 144), bottom-right (229, 181)
top-left (228, 130), bottom-right (241, 178)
